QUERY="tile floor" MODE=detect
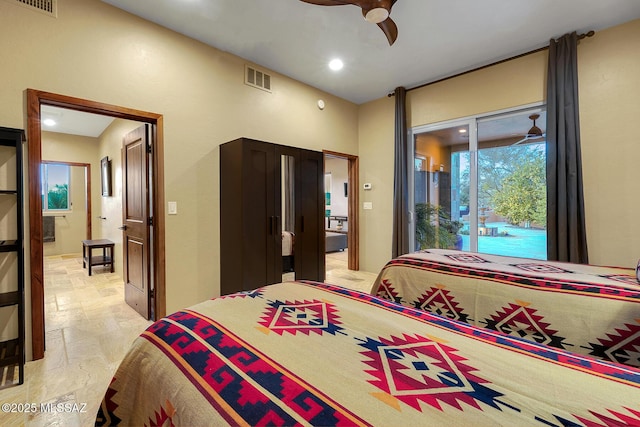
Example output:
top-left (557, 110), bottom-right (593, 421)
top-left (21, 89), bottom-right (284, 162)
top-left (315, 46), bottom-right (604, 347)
top-left (0, 250), bottom-right (378, 426)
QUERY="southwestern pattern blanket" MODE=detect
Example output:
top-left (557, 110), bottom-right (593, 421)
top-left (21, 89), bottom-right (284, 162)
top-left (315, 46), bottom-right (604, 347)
top-left (96, 281), bottom-right (639, 426)
top-left (373, 249), bottom-right (640, 368)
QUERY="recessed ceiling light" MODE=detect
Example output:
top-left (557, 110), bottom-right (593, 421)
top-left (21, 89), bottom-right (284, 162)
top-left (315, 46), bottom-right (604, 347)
top-left (329, 59), bottom-right (344, 71)
top-left (43, 118), bottom-right (56, 127)
top-left (458, 129), bottom-right (467, 133)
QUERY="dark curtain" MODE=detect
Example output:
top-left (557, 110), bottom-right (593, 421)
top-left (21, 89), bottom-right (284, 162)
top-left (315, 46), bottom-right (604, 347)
top-left (546, 32), bottom-right (589, 263)
top-left (392, 86), bottom-right (409, 258)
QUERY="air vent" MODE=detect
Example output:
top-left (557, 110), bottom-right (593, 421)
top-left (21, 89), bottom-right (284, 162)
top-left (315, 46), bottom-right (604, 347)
top-left (245, 65), bottom-right (272, 93)
top-left (9, 0), bottom-right (57, 17)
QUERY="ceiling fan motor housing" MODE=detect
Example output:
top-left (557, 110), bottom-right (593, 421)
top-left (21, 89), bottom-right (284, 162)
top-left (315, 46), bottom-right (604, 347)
top-left (364, 7), bottom-right (389, 23)
top-left (362, 0), bottom-right (393, 23)
top-left (527, 113), bottom-right (543, 137)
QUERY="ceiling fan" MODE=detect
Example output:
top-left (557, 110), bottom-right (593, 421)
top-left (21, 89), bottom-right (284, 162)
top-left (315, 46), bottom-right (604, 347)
top-left (299, 0), bottom-right (399, 45)
top-left (513, 113), bottom-right (546, 145)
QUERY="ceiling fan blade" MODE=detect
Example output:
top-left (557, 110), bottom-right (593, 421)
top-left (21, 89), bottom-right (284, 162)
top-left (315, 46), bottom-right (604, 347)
top-left (512, 133), bottom-right (546, 146)
top-left (298, 0), bottom-right (355, 5)
top-left (358, 0), bottom-right (397, 9)
top-left (299, 0), bottom-right (399, 45)
top-left (377, 17), bottom-right (398, 45)
top-left (512, 137), bottom-right (528, 146)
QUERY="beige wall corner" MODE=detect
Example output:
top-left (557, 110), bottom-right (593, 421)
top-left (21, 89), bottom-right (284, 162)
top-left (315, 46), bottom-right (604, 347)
top-left (578, 19), bottom-right (640, 267)
top-left (357, 96), bottom-right (395, 273)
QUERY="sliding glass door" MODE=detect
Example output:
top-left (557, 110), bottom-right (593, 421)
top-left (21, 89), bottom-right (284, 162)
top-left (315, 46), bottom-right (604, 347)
top-left (410, 106), bottom-right (547, 259)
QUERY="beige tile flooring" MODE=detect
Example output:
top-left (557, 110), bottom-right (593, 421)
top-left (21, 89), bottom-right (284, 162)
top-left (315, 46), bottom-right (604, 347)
top-left (325, 250), bottom-right (379, 293)
top-left (0, 250), bottom-right (378, 426)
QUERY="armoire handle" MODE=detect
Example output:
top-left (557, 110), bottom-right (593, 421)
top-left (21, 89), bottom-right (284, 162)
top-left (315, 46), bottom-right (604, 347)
top-left (300, 216), bottom-right (305, 232)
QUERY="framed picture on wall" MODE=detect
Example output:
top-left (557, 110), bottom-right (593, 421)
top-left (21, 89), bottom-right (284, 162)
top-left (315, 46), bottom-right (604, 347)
top-left (101, 156), bottom-right (112, 197)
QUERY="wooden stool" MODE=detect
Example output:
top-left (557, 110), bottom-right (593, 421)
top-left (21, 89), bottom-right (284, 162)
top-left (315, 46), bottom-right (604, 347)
top-left (82, 239), bottom-right (115, 276)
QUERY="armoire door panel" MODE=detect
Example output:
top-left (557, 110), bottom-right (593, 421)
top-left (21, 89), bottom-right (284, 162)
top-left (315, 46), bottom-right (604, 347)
top-left (296, 149), bottom-right (325, 281)
top-left (220, 138), bottom-right (324, 295)
top-left (243, 142), bottom-right (277, 288)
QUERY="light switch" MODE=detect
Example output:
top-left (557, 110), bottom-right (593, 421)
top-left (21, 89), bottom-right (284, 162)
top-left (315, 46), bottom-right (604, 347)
top-left (363, 202), bottom-right (373, 210)
top-left (168, 201), bottom-right (178, 215)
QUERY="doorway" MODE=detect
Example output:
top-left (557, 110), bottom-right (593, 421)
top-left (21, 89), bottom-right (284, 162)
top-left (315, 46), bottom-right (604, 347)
top-left (41, 161), bottom-right (92, 252)
top-left (323, 151), bottom-right (359, 271)
top-left (26, 89), bottom-right (166, 360)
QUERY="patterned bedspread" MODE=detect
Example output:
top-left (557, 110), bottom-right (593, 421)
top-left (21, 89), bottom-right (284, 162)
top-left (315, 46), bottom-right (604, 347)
top-left (373, 249), bottom-right (640, 368)
top-left (96, 281), bottom-right (640, 426)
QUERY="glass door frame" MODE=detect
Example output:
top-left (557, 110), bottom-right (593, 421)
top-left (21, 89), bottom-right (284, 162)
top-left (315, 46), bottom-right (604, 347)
top-left (408, 102), bottom-right (546, 254)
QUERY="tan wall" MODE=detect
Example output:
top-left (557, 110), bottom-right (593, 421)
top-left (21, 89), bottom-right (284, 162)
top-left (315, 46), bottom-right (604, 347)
top-left (408, 51), bottom-right (548, 127)
top-left (41, 132), bottom-right (97, 256)
top-left (357, 97), bottom-right (395, 272)
top-left (578, 20), bottom-right (640, 268)
top-left (358, 19), bottom-right (640, 271)
top-left (0, 0), bottom-right (359, 358)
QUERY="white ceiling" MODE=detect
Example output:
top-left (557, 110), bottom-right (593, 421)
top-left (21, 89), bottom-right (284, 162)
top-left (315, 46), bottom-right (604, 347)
top-left (100, 0), bottom-right (640, 105)
top-left (41, 105), bottom-right (114, 138)
top-left (43, 1), bottom-right (640, 137)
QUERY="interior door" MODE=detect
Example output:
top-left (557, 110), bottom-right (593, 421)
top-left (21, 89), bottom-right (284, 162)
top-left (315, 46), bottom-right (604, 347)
top-left (122, 124), bottom-right (151, 318)
top-left (295, 149), bottom-right (325, 281)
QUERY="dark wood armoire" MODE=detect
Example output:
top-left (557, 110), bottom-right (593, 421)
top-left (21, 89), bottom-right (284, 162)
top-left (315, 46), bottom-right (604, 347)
top-left (220, 138), bottom-right (325, 295)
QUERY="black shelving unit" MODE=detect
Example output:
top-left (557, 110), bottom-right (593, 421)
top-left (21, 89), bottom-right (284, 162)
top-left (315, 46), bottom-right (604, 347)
top-left (0, 126), bottom-right (24, 387)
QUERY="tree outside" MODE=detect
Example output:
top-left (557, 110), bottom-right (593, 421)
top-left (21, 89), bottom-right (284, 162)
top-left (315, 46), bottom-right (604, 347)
top-left (456, 143), bottom-right (546, 227)
top-left (47, 184), bottom-right (69, 210)
top-left (492, 155), bottom-right (546, 227)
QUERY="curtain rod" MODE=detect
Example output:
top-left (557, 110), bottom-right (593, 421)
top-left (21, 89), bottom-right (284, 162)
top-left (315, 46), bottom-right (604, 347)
top-left (388, 30), bottom-right (595, 97)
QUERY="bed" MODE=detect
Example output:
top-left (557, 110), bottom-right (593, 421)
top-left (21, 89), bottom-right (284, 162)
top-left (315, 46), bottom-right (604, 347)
top-left (96, 280), bottom-right (640, 426)
top-left (372, 249), bottom-right (640, 368)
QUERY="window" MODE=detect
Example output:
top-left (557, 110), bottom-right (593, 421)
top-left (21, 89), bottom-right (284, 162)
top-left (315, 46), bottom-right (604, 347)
top-left (410, 105), bottom-right (547, 259)
top-left (41, 163), bottom-right (71, 211)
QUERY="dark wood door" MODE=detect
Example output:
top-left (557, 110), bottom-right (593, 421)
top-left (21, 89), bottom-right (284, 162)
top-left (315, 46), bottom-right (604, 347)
top-left (242, 139), bottom-right (279, 289)
top-left (122, 125), bottom-right (151, 318)
top-left (295, 149), bottom-right (325, 281)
